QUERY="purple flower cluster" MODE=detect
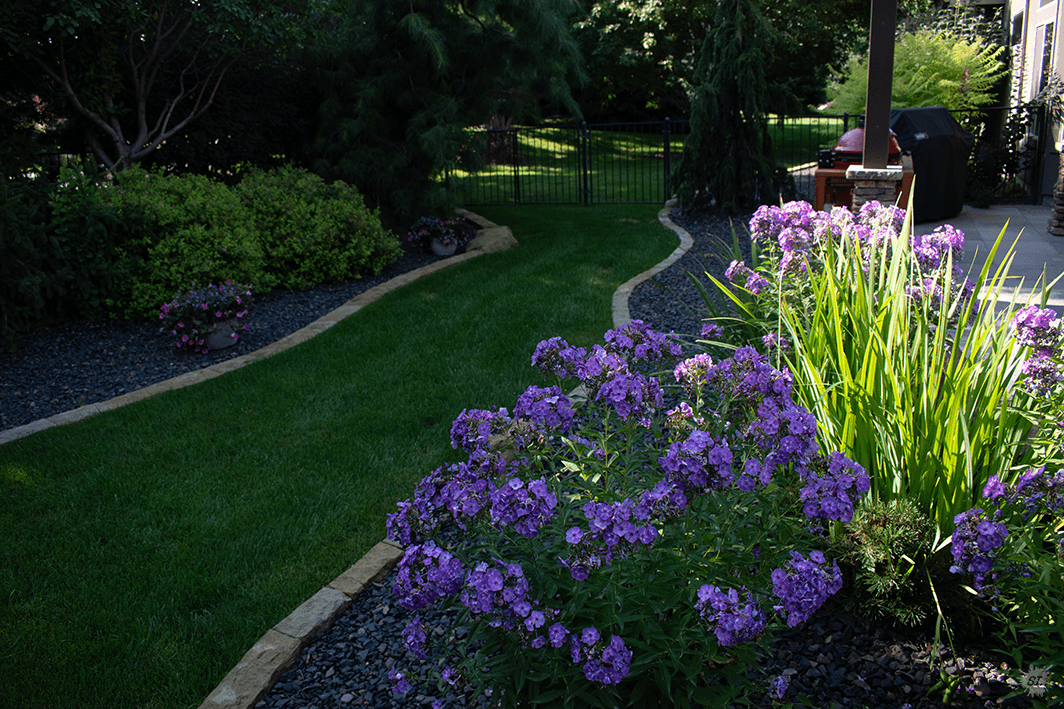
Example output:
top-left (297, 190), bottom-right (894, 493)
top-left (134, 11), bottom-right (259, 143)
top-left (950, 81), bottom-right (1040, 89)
top-left (633, 479), bottom-right (689, 521)
top-left (911, 225), bottom-right (964, 271)
top-left (450, 407), bottom-right (512, 452)
top-left (725, 260), bottom-right (771, 293)
top-left (489, 477), bottom-right (557, 537)
top-left (568, 627), bottom-right (633, 685)
top-left (603, 319), bottom-right (683, 363)
top-left (561, 499), bottom-right (658, 579)
top-left (949, 507), bottom-right (1008, 590)
top-left (695, 584), bottom-right (768, 646)
top-left (1011, 306), bottom-right (1064, 396)
top-left (799, 451), bottom-right (870, 523)
top-left (401, 615), bottom-right (428, 659)
top-left (461, 558), bottom-right (531, 619)
top-left (659, 429), bottom-right (735, 492)
top-left (514, 385), bottom-right (574, 432)
top-left (770, 550), bottom-right (843, 626)
top-left (674, 353), bottom-right (714, 396)
top-left (531, 336), bottom-right (587, 380)
top-left (596, 371), bottom-right (663, 423)
top-left (386, 454), bottom-right (513, 545)
top-left (393, 542), bottom-right (466, 611)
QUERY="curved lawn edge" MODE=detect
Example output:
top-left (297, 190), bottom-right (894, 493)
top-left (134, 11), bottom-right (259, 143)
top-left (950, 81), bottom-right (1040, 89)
top-left (611, 199), bottom-right (696, 328)
top-left (0, 210), bottom-right (518, 447)
top-left (197, 201), bottom-right (693, 709)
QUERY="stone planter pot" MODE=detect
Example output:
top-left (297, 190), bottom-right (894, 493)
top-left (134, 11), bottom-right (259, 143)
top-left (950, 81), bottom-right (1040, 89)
top-left (206, 321), bottom-right (240, 350)
top-left (431, 238), bottom-right (458, 257)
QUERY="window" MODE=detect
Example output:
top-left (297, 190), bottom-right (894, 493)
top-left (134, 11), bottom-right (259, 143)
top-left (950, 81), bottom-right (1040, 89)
top-left (1040, 22), bottom-right (1055, 92)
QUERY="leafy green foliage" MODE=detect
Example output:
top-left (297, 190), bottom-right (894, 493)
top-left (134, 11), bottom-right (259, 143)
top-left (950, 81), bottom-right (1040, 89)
top-left (310, 0), bottom-right (585, 229)
top-left (0, 165), bottom-right (133, 348)
top-left (671, 0), bottom-right (779, 212)
top-left (103, 166), bottom-right (401, 317)
top-left (828, 29), bottom-right (1007, 114)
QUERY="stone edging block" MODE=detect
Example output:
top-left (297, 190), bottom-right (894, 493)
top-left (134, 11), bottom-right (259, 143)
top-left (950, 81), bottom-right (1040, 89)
top-left (198, 541), bottom-right (405, 709)
top-left (611, 199), bottom-right (695, 328)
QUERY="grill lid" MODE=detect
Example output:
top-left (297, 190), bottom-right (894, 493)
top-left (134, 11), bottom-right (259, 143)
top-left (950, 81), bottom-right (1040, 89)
top-left (833, 126), bottom-right (902, 157)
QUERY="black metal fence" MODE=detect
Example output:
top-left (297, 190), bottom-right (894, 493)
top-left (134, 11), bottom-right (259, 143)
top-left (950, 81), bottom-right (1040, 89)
top-left (451, 108), bottom-right (1049, 206)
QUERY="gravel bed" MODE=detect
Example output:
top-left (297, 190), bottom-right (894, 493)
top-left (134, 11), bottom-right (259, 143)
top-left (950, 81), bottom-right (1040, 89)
top-left (0, 246), bottom-right (439, 433)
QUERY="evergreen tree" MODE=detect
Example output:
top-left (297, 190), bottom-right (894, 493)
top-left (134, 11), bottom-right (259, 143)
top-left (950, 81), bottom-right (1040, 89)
top-left (311, 0), bottom-right (584, 229)
top-left (672, 0), bottom-right (778, 212)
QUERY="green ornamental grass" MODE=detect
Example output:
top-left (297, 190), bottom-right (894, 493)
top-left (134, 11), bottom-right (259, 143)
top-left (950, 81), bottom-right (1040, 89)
top-left (699, 198), bottom-right (1062, 539)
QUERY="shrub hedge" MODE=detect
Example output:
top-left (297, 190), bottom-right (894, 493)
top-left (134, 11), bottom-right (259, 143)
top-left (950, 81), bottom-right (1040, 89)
top-left (1, 164), bottom-right (401, 346)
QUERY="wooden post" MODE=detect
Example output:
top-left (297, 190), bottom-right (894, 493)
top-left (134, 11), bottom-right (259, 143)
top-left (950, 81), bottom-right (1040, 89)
top-left (863, 0), bottom-right (898, 169)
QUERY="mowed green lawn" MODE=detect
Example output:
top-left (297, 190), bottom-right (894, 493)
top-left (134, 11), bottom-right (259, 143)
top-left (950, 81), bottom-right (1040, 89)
top-left (0, 204), bottom-right (679, 709)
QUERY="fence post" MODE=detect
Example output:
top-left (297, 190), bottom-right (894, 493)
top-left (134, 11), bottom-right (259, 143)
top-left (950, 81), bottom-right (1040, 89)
top-left (511, 128), bottom-right (521, 205)
top-left (843, 112), bottom-right (850, 132)
top-left (579, 121), bottom-right (592, 206)
top-left (663, 118), bottom-right (672, 201)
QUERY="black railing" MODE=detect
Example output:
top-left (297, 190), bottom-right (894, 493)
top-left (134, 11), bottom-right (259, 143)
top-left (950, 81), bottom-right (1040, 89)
top-left (450, 109), bottom-right (1049, 206)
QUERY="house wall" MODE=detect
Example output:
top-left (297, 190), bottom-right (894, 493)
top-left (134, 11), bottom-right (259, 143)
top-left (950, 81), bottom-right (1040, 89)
top-left (1009, 0), bottom-right (1062, 198)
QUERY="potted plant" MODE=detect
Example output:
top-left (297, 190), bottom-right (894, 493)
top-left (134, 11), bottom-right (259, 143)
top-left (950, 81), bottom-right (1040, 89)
top-left (158, 280), bottom-right (253, 354)
top-left (405, 216), bottom-right (471, 256)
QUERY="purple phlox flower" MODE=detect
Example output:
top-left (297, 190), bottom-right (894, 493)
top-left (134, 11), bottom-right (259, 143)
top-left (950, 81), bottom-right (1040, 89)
top-left (664, 401), bottom-right (708, 436)
top-left (799, 451), bottom-right (870, 523)
top-left (488, 476), bottom-right (557, 538)
top-left (674, 354), bottom-right (713, 394)
top-left (603, 320), bottom-right (683, 363)
top-left (402, 615), bottom-right (428, 659)
top-left (567, 627), bottom-right (632, 685)
top-left (634, 479), bottom-right (688, 521)
top-left (1019, 353), bottom-right (1063, 396)
top-left (701, 322), bottom-right (724, 340)
top-left (725, 259), bottom-right (752, 283)
top-left (982, 475), bottom-right (1006, 501)
top-left (856, 200), bottom-right (906, 234)
top-left (514, 385), bottom-right (575, 432)
top-left (389, 667), bottom-right (413, 696)
top-left (393, 541), bottom-right (466, 611)
top-left (548, 622), bottom-right (570, 648)
top-left (768, 674), bottom-right (789, 700)
top-left (460, 559), bottom-right (530, 620)
top-left (1011, 305), bottom-right (1063, 352)
top-left (770, 550), bottom-right (843, 626)
top-left (746, 271), bottom-right (770, 294)
top-left (659, 429), bottom-right (735, 493)
top-left (706, 346), bottom-right (795, 406)
top-left (761, 332), bottom-right (790, 353)
top-left (595, 371), bottom-right (663, 423)
top-left (695, 584), bottom-right (768, 646)
top-left (950, 508), bottom-right (1007, 590)
top-left (450, 407), bottom-right (512, 452)
top-left (532, 336), bottom-right (587, 379)
top-left (576, 344), bottom-right (629, 392)
top-left (743, 396), bottom-right (819, 476)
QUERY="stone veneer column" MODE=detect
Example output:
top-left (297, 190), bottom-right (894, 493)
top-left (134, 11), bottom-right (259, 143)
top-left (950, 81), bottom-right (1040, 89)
top-left (845, 164), bottom-right (904, 210)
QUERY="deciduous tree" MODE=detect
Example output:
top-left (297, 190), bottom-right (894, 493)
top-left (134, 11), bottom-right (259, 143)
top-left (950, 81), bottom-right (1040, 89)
top-left (0, 0), bottom-right (318, 169)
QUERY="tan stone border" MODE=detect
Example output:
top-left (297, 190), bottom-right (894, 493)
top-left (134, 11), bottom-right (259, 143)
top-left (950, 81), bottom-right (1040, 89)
top-left (611, 199), bottom-right (695, 327)
top-left (0, 209), bottom-right (516, 447)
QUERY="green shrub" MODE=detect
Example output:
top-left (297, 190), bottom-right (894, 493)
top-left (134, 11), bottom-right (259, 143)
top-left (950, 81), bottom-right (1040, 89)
top-left (0, 165), bottom-right (132, 347)
top-left (828, 30), bottom-right (1006, 114)
top-left (833, 498), bottom-right (937, 628)
top-left (235, 166), bottom-right (400, 291)
top-left (103, 168), bottom-right (263, 317)
top-left (103, 166), bottom-right (400, 318)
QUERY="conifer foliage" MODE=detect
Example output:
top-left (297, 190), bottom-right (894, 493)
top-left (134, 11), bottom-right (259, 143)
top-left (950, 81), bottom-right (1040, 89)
top-left (672, 0), bottom-right (778, 212)
top-left (312, 0), bottom-right (584, 228)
